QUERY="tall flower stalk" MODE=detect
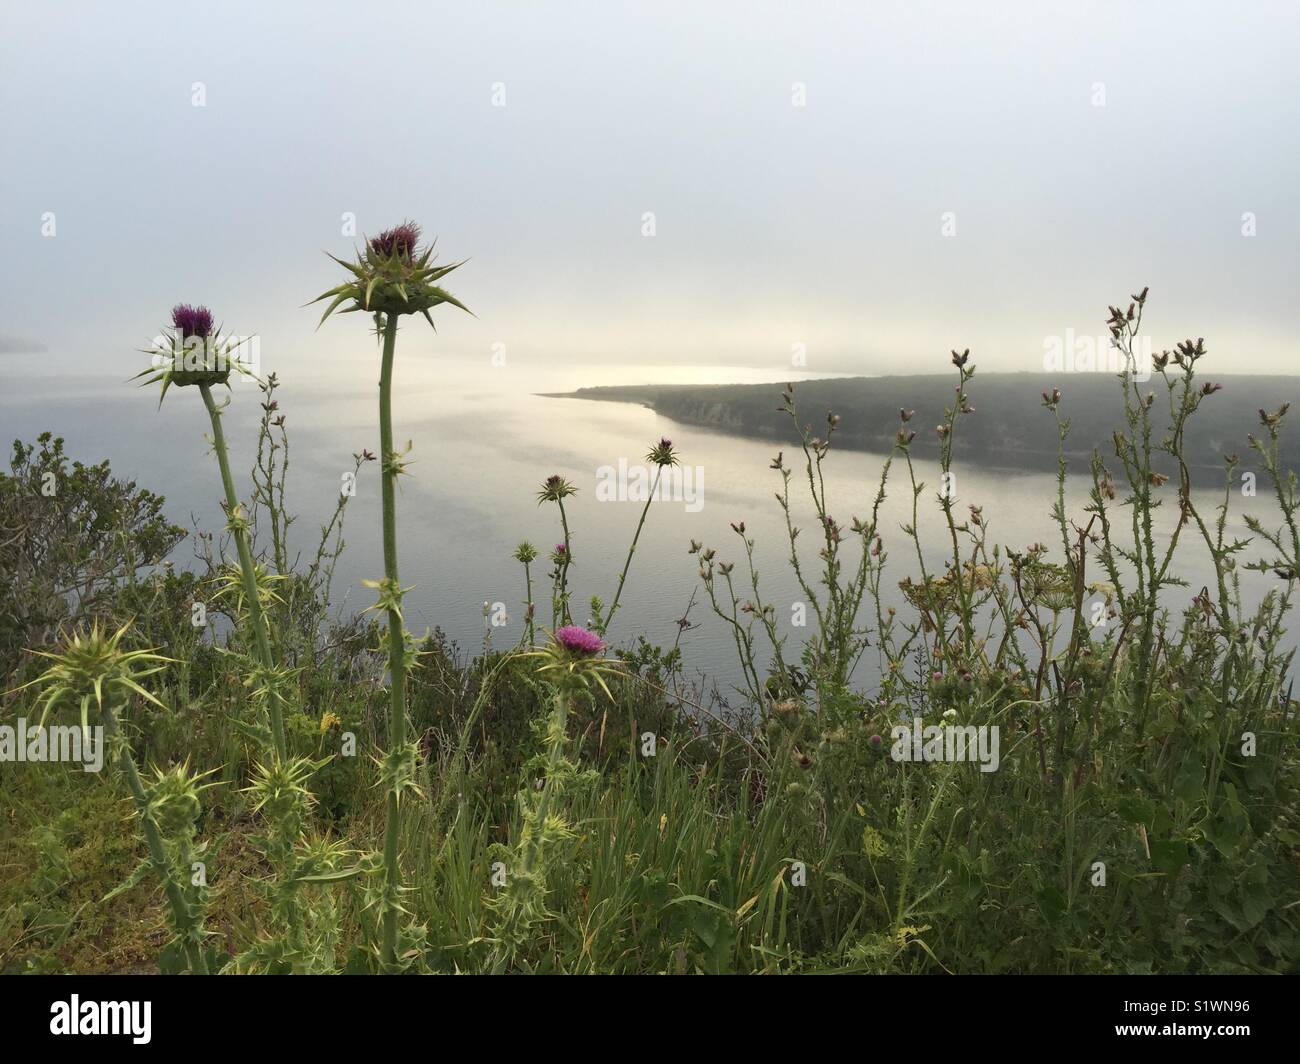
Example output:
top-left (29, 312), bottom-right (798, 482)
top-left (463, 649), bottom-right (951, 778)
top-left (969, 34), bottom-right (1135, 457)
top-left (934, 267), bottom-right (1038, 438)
top-left (136, 305), bottom-right (288, 759)
top-left (488, 624), bottom-right (620, 970)
top-left (537, 475), bottom-right (578, 625)
top-left (513, 542), bottom-right (539, 646)
top-left (595, 438), bottom-right (678, 636)
top-left (313, 220), bottom-right (469, 969)
top-left (199, 382), bottom-right (289, 758)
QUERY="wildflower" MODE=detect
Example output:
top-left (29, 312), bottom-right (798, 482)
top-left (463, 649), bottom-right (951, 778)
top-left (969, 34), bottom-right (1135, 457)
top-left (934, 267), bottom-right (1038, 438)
top-left (646, 437), bottom-right (678, 467)
top-left (368, 222), bottom-right (421, 259)
top-left (513, 541), bottom-right (538, 564)
top-left (730, 521), bottom-right (746, 535)
top-left (899, 408), bottom-right (914, 423)
top-left (1201, 381), bottom-right (1223, 397)
top-left (537, 474), bottom-right (578, 503)
top-left (688, 539), bottom-right (703, 554)
top-left (1042, 388), bottom-right (1061, 409)
top-left (525, 626), bottom-right (623, 699)
top-left (320, 711), bottom-right (342, 733)
top-left (868, 734), bottom-right (882, 750)
top-left (135, 303), bottom-right (247, 400)
top-left (554, 625), bottom-right (605, 656)
top-left (171, 303), bottom-right (214, 339)
top-left (943, 709), bottom-right (957, 720)
top-left (312, 219), bottom-right (470, 326)
top-left (313, 223), bottom-right (471, 971)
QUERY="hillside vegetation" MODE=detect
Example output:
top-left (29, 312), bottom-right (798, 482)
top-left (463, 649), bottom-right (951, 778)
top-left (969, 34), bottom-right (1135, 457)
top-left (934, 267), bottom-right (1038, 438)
top-left (2, 266), bottom-right (1298, 974)
top-left (558, 373), bottom-right (1300, 478)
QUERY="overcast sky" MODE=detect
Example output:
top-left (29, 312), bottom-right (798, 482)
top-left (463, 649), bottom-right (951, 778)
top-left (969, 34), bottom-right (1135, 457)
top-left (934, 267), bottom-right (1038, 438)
top-left (2, 0), bottom-right (1298, 386)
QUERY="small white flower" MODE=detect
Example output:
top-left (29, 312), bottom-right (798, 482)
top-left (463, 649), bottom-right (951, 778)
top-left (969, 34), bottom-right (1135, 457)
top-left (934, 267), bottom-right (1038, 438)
top-left (943, 708), bottom-right (957, 720)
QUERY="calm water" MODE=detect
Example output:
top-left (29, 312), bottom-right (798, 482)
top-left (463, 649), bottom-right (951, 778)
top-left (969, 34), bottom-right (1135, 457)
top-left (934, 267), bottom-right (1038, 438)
top-left (2, 360), bottom-right (1285, 696)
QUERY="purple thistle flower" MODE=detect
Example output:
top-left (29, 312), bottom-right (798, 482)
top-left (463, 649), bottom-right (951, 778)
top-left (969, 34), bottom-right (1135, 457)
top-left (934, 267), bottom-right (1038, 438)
top-left (171, 304), bottom-right (214, 340)
top-left (554, 625), bottom-right (605, 656)
top-left (869, 734), bottom-right (883, 749)
top-left (645, 437), bottom-right (679, 467)
top-left (369, 221), bottom-right (421, 259)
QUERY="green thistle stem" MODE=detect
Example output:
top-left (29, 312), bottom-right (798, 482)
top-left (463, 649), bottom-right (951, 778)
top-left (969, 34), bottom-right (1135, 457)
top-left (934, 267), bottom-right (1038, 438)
top-left (557, 500), bottom-right (574, 625)
top-left (101, 703), bottom-right (209, 975)
top-left (377, 312), bottom-right (407, 969)
top-left (601, 465), bottom-right (663, 635)
top-left (521, 687), bottom-right (570, 878)
top-left (199, 383), bottom-right (288, 761)
top-left (523, 560), bottom-right (535, 646)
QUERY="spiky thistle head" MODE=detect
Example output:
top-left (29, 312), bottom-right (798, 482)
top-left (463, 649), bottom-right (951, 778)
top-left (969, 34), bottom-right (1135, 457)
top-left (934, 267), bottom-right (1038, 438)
top-left (523, 626), bottom-right (622, 698)
top-left (646, 438), bottom-right (679, 468)
top-left (243, 755), bottom-right (324, 824)
top-left (12, 621), bottom-right (170, 737)
top-left (146, 759), bottom-right (219, 838)
top-left (213, 560), bottom-right (285, 614)
top-left (312, 220), bottom-right (471, 328)
top-left (536, 474), bottom-right (578, 504)
top-left (368, 222), bottom-right (422, 259)
top-left (133, 304), bottom-right (253, 403)
top-left (514, 541), bottom-right (539, 565)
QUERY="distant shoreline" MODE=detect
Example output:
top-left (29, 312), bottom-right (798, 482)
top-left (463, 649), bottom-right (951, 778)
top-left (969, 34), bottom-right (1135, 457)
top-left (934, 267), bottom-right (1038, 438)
top-left (542, 373), bottom-right (1300, 478)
